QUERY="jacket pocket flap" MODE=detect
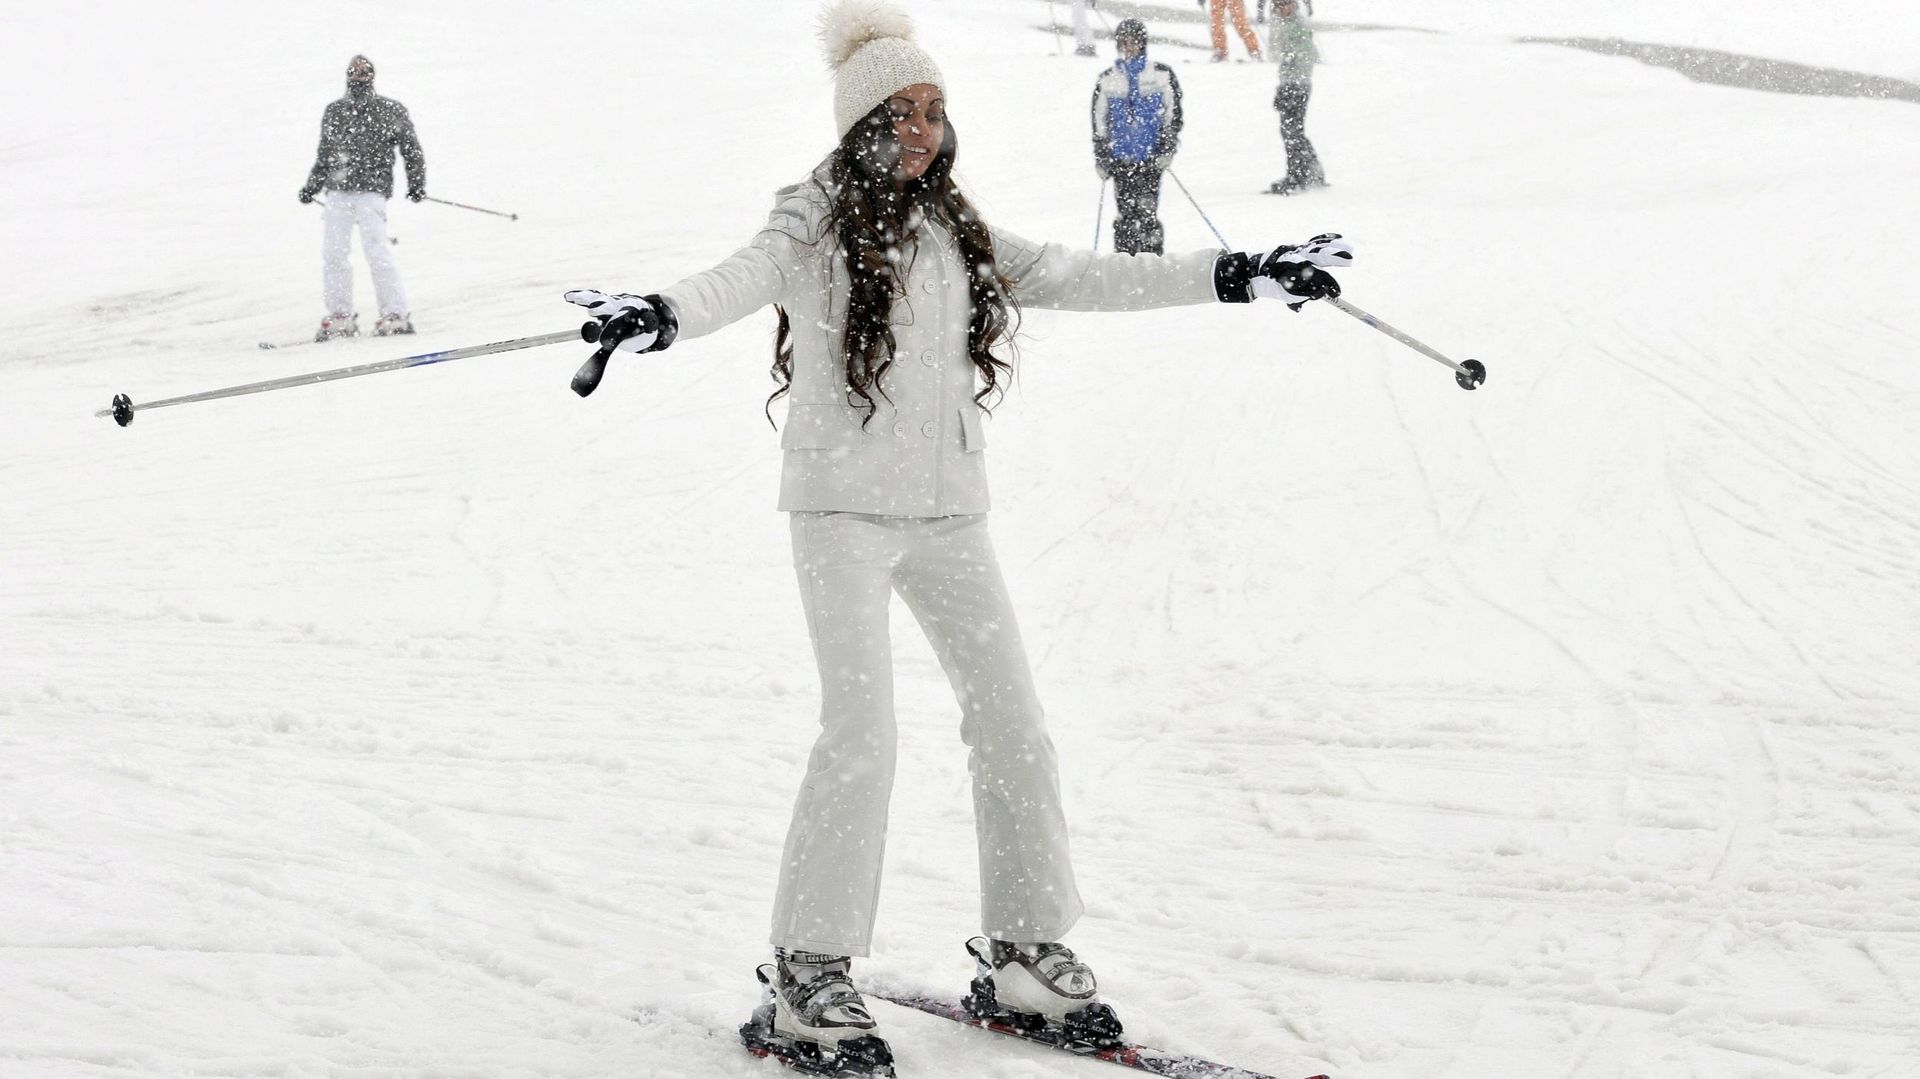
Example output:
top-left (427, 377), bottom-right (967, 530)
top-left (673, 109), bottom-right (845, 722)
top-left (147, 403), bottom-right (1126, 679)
top-left (959, 407), bottom-right (986, 453)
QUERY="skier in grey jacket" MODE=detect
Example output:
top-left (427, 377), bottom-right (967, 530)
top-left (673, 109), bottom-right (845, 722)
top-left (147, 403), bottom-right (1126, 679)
top-left (298, 55), bottom-right (427, 340)
top-left (564, 3), bottom-right (1354, 1069)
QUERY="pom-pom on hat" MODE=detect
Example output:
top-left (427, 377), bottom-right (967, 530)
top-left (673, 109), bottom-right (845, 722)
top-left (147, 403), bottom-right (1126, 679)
top-left (819, 0), bottom-right (946, 138)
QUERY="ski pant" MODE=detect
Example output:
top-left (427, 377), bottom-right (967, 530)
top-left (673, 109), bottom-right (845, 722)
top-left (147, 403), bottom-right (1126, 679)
top-left (771, 511), bottom-right (1083, 957)
top-left (321, 190), bottom-right (409, 318)
top-left (1209, 0), bottom-right (1262, 60)
top-left (1071, 0), bottom-right (1094, 50)
top-left (1274, 79), bottom-right (1325, 185)
top-left (1110, 163), bottom-right (1166, 256)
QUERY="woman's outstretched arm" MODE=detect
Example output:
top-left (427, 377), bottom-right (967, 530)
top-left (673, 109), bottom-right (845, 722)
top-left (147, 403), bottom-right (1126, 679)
top-left (657, 182), bottom-right (825, 341)
top-left (992, 227), bottom-right (1352, 313)
top-left (990, 227), bottom-right (1222, 313)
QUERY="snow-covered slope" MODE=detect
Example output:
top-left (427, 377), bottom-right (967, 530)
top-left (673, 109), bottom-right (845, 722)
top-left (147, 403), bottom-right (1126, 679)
top-left (3, 2), bottom-right (1917, 1077)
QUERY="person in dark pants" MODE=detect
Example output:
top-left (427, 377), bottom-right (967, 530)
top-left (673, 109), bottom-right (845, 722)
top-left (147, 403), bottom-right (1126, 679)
top-left (1267, 0), bottom-right (1326, 195)
top-left (1090, 19), bottom-right (1183, 255)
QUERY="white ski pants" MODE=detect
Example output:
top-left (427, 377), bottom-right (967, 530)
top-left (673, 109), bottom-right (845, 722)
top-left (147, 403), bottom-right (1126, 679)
top-left (772, 512), bottom-right (1083, 957)
top-left (321, 191), bottom-right (409, 318)
top-left (1071, 0), bottom-right (1094, 49)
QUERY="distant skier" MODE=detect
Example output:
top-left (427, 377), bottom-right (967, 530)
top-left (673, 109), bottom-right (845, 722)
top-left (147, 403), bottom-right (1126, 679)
top-left (1070, 0), bottom-right (1097, 57)
top-left (297, 55), bottom-right (426, 341)
top-left (1267, 0), bottom-right (1326, 195)
top-left (1091, 19), bottom-right (1184, 255)
top-left (1206, 0), bottom-right (1262, 63)
top-left (562, 1), bottom-right (1354, 1074)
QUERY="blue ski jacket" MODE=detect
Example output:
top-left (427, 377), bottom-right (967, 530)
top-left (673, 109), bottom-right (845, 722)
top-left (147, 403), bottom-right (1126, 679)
top-left (1091, 55), bottom-right (1184, 169)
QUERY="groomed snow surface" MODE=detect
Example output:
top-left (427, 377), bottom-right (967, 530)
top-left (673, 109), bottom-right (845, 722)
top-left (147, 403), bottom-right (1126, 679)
top-left (4, 2), bottom-right (1918, 1077)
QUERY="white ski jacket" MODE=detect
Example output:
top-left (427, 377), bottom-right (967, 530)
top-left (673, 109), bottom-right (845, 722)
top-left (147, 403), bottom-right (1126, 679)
top-left (658, 161), bottom-right (1224, 517)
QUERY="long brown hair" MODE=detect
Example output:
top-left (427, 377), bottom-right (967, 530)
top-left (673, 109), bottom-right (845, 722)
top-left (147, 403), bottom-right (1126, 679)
top-left (768, 104), bottom-right (1020, 427)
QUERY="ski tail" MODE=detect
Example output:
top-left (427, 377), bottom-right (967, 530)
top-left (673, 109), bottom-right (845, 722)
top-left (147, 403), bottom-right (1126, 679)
top-left (872, 990), bottom-right (1325, 1079)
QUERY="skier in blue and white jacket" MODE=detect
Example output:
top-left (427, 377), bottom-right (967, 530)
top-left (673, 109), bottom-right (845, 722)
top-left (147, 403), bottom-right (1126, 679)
top-left (1090, 19), bottom-right (1183, 255)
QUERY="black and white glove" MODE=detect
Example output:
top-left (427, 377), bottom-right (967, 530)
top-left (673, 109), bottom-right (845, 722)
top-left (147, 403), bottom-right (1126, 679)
top-left (563, 289), bottom-right (678, 354)
top-left (1213, 233), bottom-right (1354, 310)
top-left (563, 289), bottom-right (680, 398)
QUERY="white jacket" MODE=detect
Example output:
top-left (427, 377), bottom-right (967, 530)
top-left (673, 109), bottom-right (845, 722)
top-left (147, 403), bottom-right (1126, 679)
top-left (659, 162), bottom-right (1224, 517)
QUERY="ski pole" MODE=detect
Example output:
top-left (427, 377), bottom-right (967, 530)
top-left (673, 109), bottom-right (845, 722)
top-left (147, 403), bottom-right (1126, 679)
top-left (99, 326), bottom-right (597, 427)
top-left (1165, 169), bottom-right (1232, 249)
top-left (1323, 296), bottom-right (1487, 390)
top-left (1092, 178), bottom-right (1109, 251)
top-left (1145, 184), bottom-right (1487, 391)
top-left (1048, 1), bottom-right (1064, 55)
top-left (422, 196), bottom-right (518, 221)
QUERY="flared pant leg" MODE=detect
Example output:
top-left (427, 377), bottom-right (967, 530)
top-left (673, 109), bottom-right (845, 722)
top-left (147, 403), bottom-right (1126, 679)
top-left (892, 516), bottom-right (1083, 945)
top-left (772, 512), bottom-right (902, 957)
top-left (770, 513), bottom-right (1083, 956)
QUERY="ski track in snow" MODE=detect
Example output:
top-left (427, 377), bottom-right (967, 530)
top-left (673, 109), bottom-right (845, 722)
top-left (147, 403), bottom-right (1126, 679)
top-left (4, 2), bottom-right (1920, 1077)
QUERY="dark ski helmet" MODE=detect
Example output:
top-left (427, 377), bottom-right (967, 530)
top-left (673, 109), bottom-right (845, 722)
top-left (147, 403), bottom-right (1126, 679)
top-left (1114, 19), bottom-right (1148, 52)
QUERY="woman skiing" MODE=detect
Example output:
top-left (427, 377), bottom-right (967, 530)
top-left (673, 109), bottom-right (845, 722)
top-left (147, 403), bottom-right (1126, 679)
top-left (563, 2), bottom-right (1353, 1073)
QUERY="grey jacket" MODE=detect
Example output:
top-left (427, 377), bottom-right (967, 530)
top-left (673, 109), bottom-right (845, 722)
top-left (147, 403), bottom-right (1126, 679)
top-left (659, 162), bottom-right (1225, 517)
top-left (301, 91), bottom-right (426, 199)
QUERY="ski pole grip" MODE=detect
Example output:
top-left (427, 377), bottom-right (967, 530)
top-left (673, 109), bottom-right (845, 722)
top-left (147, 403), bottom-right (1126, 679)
top-left (571, 345), bottom-right (614, 398)
top-left (570, 307), bottom-right (656, 398)
top-left (571, 320), bottom-right (609, 397)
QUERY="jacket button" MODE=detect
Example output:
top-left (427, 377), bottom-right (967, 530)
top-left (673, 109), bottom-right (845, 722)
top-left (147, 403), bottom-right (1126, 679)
top-left (920, 420), bottom-right (938, 439)
top-left (922, 278), bottom-right (939, 295)
top-left (920, 348), bottom-right (937, 367)
top-left (892, 420), bottom-right (909, 437)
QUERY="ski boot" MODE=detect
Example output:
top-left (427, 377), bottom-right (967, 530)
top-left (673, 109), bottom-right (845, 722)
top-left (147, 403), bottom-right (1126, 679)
top-left (373, 313), bottom-right (415, 336)
top-left (740, 951), bottom-right (895, 1077)
top-left (961, 937), bottom-right (1124, 1051)
top-left (315, 312), bottom-right (359, 342)
top-left (1268, 172), bottom-right (1329, 197)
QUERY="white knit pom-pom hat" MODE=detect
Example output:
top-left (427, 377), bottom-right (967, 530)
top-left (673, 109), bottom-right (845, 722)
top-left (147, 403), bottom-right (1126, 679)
top-left (819, 0), bottom-right (946, 138)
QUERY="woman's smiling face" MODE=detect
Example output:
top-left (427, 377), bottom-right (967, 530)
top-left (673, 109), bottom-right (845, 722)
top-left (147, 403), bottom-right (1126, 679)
top-left (887, 84), bottom-right (946, 182)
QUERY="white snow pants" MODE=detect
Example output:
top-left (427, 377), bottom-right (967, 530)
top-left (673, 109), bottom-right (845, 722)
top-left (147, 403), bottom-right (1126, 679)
top-left (1071, 0), bottom-right (1095, 49)
top-left (321, 191), bottom-right (409, 318)
top-left (772, 512), bottom-right (1084, 957)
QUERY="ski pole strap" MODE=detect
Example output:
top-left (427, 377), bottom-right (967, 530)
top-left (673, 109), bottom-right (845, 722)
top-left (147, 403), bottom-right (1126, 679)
top-left (99, 327), bottom-right (590, 426)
